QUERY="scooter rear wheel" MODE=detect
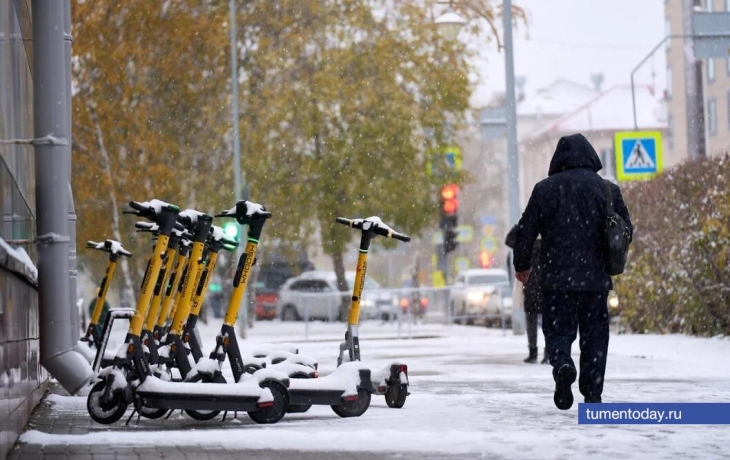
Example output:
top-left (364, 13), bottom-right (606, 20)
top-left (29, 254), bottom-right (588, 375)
top-left (87, 381), bottom-right (128, 424)
top-left (184, 373), bottom-right (225, 421)
top-left (385, 383), bottom-right (408, 408)
top-left (248, 381), bottom-right (289, 424)
top-left (331, 389), bottom-right (371, 417)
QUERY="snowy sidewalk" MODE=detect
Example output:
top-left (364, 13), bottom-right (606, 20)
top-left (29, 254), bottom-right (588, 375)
top-left (8, 321), bottom-right (730, 459)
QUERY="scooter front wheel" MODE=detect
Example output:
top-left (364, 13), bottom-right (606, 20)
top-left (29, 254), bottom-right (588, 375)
top-left (248, 381), bottom-right (289, 424)
top-left (184, 373), bottom-right (225, 421)
top-left (87, 381), bottom-right (128, 424)
top-left (331, 389), bottom-right (371, 418)
top-left (385, 383), bottom-right (408, 408)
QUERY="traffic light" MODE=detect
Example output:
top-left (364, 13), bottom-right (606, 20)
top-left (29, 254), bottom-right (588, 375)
top-left (222, 221), bottom-right (239, 241)
top-left (444, 228), bottom-right (458, 253)
top-left (479, 250), bottom-right (494, 268)
top-left (440, 184), bottom-right (459, 254)
top-left (439, 183), bottom-right (459, 229)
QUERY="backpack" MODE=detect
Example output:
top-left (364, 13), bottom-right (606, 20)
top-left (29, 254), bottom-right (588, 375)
top-left (603, 180), bottom-right (631, 276)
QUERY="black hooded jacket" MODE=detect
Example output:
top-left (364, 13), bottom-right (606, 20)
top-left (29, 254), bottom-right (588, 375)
top-left (513, 134), bottom-right (633, 291)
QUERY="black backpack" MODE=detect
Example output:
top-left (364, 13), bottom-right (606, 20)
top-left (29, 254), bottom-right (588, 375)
top-left (603, 180), bottom-right (631, 276)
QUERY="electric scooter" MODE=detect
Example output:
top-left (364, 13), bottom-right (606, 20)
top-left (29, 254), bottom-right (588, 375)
top-left (282, 216), bottom-right (412, 416)
top-left (87, 199), bottom-right (290, 426)
top-left (81, 240), bottom-right (132, 350)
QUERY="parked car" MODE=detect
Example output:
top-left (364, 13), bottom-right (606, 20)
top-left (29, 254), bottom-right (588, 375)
top-left (398, 291), bottom-right (429, 319)
top-left (251, 256), bottom-right (314, 320)
top-left (448, 268), bottom-right (512, 326)
top-left (276, 271), bottom-right (397, 321)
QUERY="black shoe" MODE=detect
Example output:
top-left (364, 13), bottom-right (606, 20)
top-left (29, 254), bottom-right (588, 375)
top-left (523, 347), bottom-right (538, 363)
top-left (540, 350), bottom-right (549, 364)
top-left (553, 364), bottom-right (577, 410)
top-left (584, 395), bottom-right (602, 403)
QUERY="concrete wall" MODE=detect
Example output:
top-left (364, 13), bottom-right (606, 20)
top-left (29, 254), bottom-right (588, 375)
top-left (0, 1), bottom-right (48, 458)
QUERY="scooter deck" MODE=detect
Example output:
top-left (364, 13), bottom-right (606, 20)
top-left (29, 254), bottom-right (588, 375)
top-left (288, 364), bottom-right (374, 406)
top-left (135, 374), bottom-right (283, 412)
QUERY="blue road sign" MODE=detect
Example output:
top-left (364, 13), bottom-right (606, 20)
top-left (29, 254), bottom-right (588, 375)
top-left (614, 131), bottom-right (663, 181)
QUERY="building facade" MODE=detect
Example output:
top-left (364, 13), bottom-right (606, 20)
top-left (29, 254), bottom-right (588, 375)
top-left (521, 85), bottom-right (668, 190)
top-left (0, 0), bottom-right (48, 458)
top-left (665, 0), bottom-right (730, 160)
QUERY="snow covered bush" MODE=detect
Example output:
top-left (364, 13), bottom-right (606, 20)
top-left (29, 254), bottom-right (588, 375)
top-left (615, 155), bottom-right (730, 336)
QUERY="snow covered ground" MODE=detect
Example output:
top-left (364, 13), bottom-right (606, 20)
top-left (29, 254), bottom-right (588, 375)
top-left (18, 319), bottom-right (730, 459)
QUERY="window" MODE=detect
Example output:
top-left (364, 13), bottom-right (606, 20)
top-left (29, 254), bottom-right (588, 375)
top-left (706, 0), bottom-right (714, 11)
top-left (727, 92), bottom-right (730, 131)
top-left (664, 19), bottom-right (671, 51)
top-left (707, 58), bottom-right (715, 83)
top-left (667, 112), bottom-right (675, 150)
top-left (309, 280), bottom-right (332, 293)
top-left (707, 98), bottom-right (717, 136)
top-left (727, 0), bottom-right (730, 11)
top-left (290, 280), bottom-right (314, 291)
top-left (727, 57), bottom-right (730, 76)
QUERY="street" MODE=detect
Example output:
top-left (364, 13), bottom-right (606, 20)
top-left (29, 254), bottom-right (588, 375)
top-left (9, 321), bottom-right (730, 459)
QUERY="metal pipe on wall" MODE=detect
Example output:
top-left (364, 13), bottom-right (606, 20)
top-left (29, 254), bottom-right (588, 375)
top-left (32, 0), bottom-right (93, 394)
top-left (63, 0), bottom-right (82, 349)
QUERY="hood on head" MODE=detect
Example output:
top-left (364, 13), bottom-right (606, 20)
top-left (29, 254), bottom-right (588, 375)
top-left (547, 133), bottom-right (603, 176)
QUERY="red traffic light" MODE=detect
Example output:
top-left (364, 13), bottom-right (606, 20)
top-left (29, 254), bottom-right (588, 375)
top-left (441, 184), bottom-right (459, 215)
top-left (479, 250), bottom-right (494, 268)
top-left (441, 184), bottom-right (459, 201)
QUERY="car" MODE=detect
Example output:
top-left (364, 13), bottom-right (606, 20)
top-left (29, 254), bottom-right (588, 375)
top-left (251, 257), bottom-right (315, 320)
top-left (448, 268), bottom-right (512, 326)
top-left (276, 271), bottom-right (397, 322)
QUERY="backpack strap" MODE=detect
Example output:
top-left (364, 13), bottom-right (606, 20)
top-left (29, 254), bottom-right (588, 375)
top-left (603, 179), bottom-right (614, 215)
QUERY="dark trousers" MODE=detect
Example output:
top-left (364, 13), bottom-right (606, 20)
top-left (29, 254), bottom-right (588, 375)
top-left (542, 289), bottom-right (609, 399)
top-left (526, 309), bottom-right (538, 350)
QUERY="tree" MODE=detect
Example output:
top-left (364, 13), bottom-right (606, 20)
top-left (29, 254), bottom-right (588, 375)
top-left (235, 0), bottom-right (488, 292)
top-left (71, 0), bottom-right (231, 302)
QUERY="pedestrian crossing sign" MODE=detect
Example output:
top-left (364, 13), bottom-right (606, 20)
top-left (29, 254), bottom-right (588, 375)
top-left (614, 131), bottom-right (663, 182)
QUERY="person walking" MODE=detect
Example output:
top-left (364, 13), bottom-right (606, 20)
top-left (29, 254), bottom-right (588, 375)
top-left (512, 133), bottom-right (633, 410)
top-left (505, 227), bottom-right (545, 364)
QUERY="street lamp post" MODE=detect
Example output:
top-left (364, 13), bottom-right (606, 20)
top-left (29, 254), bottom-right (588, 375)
top-left (435, 1), bottom-right (521, 228)
top-left (502, 0), bottom-right (521, 227)
top-left (229, 0), bottom-right (249, 337)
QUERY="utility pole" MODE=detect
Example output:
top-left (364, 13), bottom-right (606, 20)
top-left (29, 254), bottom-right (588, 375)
top-left (683, 0), bottom-right (706, 159)
top-left (229, 0), bottom-right (249, 337)
top-left (503, 0), bottom-right (521, 226)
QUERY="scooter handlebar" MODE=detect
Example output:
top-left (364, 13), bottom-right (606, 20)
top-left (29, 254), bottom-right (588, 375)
top-left (86, 240), bottom-right (132, 257)
top-left (335, 217), bottom-right (411, 242)
top-left (125, 200), bottom-right (179, 224)
top-left (215, 200), bottom-right (272, 223)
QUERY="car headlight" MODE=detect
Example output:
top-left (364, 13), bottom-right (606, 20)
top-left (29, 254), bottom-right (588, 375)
top-left (360, 299), bottom-right (375, 308)
top-left (502, 297), bottom-right (513, 308)
top-left (467, 291), bottom-right (487, 303)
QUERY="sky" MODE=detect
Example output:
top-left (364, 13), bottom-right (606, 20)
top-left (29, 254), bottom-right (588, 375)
top-left (469, 0), bottom-right (667, 106)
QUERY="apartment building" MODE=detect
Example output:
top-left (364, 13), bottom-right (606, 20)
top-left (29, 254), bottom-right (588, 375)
top-left (665, 0), bottom-right (730, 161)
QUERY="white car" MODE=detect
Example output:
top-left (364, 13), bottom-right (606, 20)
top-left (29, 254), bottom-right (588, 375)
top-left (448, 268), bottom-right (512, 326)
top-left (276, 271), bottom-right (396, 321)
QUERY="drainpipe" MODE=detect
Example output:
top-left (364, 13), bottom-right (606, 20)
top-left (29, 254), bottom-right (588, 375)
top-left (63, 0), bottom-right (82, 350)
top-left (33, 0), bottom-right (93, 394)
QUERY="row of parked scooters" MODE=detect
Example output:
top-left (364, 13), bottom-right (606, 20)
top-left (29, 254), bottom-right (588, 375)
top-left (80, 198), bottom-right (411, 426)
